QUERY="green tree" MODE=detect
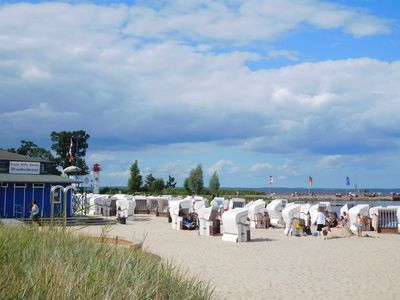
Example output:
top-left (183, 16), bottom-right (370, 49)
top-left (166, 175), bottom-right (177, 188)
top-left (188, 164), bottom-right (204, 194)
top-left (209, 171), bottom-right (220, 195)
top-left (183, 177), bottom-right (191, 194)
top-left (8, 140), bottom-right (60, 175)
top-left (144, 173), bottom-right (155, 192)
top-left (128, 160), bottom-right (142, 194)
top-left (50, 130), bottom-right (90, 175)
top-left (151, 178), bottom-right (165, 194)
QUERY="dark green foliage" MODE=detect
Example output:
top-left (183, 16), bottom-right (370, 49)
top-left (209, 171), bottom-right (220, 195)
top-left (184, 177), bottom-right (191, 194)
top-left (166, 175), bottom-right (177, 188)
top-left (50, 130), bottom-right (90, 175)
top-left (100, 186), bottom-right (129, 194)
top-left (188, 164), bottom-right (204, 194)
top-left (151, 178), bottom-right (165, 194)
top-left (128, 160), bottom-right (142, 193)
top-left (143, 173), bottom-right (155, 192)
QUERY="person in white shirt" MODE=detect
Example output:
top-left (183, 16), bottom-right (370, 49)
top-left (30, 200), bottom-right (40, 226)
top-left (316, 207), bottom-right (326, 238)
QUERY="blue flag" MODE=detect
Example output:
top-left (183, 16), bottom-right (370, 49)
top-left (346, 176), bottom-right (350, 186)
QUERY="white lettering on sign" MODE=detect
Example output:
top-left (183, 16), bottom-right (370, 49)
top-left (9, 161), bottom-right (40, 174)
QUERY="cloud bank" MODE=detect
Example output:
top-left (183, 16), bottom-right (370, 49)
top-left (0, 1), bottom-right (398, 187)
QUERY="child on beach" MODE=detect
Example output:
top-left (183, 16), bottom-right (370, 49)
top-left (356, 213), bottom-right (364, 237)
top-left (316, 207), bottom-right (325, 238)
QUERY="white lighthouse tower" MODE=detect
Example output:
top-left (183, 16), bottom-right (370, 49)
top-left (92, 163), bottom-right (101, 194)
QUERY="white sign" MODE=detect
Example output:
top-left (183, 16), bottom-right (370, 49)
top-left (9, 161), bottom-right (40, 175)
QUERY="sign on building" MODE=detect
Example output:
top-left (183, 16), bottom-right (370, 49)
top-left (9, 161), bottom-right (40, 175)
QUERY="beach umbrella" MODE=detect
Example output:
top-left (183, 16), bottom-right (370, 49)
top-left (63, 166), bottom-right (81, 174)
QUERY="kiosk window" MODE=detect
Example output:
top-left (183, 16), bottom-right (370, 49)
top-left (15, 183), bottom-right (27, 188)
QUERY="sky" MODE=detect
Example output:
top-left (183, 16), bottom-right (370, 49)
top-left (0, 0), bottom-right (399, 189)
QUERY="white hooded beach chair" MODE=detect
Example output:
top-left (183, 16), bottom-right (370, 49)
top-left (114, 194), bottom-right (136, 220)
top-left (198, 206), bottom-right (220, 236)
top-left (169, 198), bottom-right (192, 230)
top-left (222, 208), bottom-right (250, 242)
top-left (340, 203), bottom-right (355, 217)
top-left (348, 204), bottom-right (369, 233)
top-left (228, 198), bottom-right (246, 209)
top-left (133, 196), bottom-right (149, 214)
top-left (267, 199), bottom-right (287, 226)
top-left (147, 196), bottom-right (159, 215)
top-left (310, 202), bottom-right (332, 224)
top-left (157, 197), bottom-right (169, 217)
top-left (300, 203), bottom-right (311, 226)
top-left (282, 203), bottom-right (301, 235)
top-left (248, 199), bottom-right (266, 228)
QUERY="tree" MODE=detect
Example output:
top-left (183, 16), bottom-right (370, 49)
top-left (166, 175), bottom-right (177, 188)
top-left (183, 177), bottom-right (191, 194)
top-left (188, 164), bottom-right (204, 194)
top-left (209, 171), bottom-right (220, 195)
top-left (50, 130), bottom-right (90, 175)
top-left (8, 140), bottom-right (60, 175)
top-left (151, 178), bottom-right (165, 194)
top-left (144, 173), bottom-right (155, 192)
top-left (128, 160), bottom-right (142, 194)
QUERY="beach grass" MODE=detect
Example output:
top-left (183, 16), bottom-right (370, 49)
top-left (0, 223), bottom-right (214, 300)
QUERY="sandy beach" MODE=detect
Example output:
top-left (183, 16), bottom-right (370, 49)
top-left (75, 215), bottom-right (400, 300)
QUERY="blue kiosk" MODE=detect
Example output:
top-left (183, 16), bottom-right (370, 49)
top-left (0, 149), bottom-right (77, 219)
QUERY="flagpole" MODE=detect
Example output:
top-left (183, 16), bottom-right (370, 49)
top-left (269, 175), bottom-right (273, 195)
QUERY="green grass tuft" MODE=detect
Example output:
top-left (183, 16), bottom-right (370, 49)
top-left (0, 224), bottom-right (214, 300)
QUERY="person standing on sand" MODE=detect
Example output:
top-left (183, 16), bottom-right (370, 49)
top-left (30, 200), bottom-right (40, 226)
top-left (316, 207), bottom-right (325, 238)
top-left (356, 213), bottom-right (364, 237)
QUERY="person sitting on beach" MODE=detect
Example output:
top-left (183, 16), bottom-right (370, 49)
top-left (330, 212), bottom-right (338, 227)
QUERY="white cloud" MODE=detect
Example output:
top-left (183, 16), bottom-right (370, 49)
top-left (249, 163), bottom-right (272, 172)
top-left (21, 67), bottom-right (50, 81)
top-left (317, 155), bottom-right (344, 169)
top-left (123, 0), bottom-right (390, 43)
top-left (0, 1), bottom-right (398, 189)
top-left (268, 49), bottom-right (299, 61)
top-left (208, 159), bottom-right (240, 175)
top-left (158, 160), bottom-right (196, 180)
top-left (88, 152), bottom-right (117, 163)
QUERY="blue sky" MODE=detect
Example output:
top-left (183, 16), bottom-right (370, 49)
top-left (0, 0), bottom-right (399, 188)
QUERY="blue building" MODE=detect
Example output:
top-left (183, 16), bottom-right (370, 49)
top-left (0, 149), bottom-right (77, 218)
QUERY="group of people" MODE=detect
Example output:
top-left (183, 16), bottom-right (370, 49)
top-left (316, 208), bottom-right (366, 238)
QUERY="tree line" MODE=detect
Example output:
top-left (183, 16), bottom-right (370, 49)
top-left (127, 161), bottom-right (220, 195)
